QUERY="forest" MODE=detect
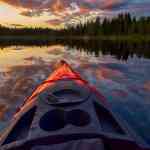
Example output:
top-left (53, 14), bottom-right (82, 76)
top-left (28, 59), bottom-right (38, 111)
top-left (0, 13), bottom-right (150, 42)
top-left (60, 13), bottom-right (150, 36)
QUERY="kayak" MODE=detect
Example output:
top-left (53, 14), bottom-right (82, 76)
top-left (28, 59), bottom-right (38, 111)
top-left (0, 60), bottom-right (149, 150)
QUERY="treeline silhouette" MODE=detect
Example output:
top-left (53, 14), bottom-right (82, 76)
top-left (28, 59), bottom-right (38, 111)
top-left (60, 13), bottom-right (150, 36)
top-left (0, 26), bottom-right (60, 36)
top-left (0, 13), bottom-right (150, 37)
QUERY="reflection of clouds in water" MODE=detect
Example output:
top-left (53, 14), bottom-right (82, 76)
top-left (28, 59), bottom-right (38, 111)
top-left (24, 56), bottom-right (47, 66)
top-left (12, 47), bottom-right (23, 51)
top-left (111, 89), bottom-right (128, 98)
top-left (95, 67), bottom-right (125, 80)
top-left (0, 104), bottom-right (8, 121)
top-left (144, 81), bottom-right (150, 92)
top-left (0, 45), bottom-right (66, 72)
top-left (47, 46), bottom-right (65, 55)
top-left (0, 57), bottom-right (56, 122)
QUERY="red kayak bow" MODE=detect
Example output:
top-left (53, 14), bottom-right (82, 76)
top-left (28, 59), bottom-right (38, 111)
top-left (16, 60), bottom-right (108, 115)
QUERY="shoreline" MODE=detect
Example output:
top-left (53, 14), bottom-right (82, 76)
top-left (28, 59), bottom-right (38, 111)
top-left (0, 35), bottom-right (150, 42)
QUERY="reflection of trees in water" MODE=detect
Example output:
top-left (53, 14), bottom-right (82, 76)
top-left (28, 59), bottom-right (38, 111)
top-left (0, 39), bottom-right (150, 61)
top-left (0, 39), bottom-right (59, 49)
top-left (59, 39), bottom-right (150, 61)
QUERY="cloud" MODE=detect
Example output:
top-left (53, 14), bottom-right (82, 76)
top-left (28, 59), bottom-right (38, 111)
top-left (0, 0), bottom-right (150, 27)
top-left (20, 9), bottom-right (44, 17)
top-left (66, 2), bottom-right (80, 14)
top-left (46, 19), bottom-right (63, 25)
top-left (0, 0), bottom-right (128, 10)
top-left (101, 0), bottom-right (128, 9)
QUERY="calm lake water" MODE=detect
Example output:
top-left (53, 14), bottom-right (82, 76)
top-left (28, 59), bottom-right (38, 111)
top-left (0, 43), bottom-right (150, 145)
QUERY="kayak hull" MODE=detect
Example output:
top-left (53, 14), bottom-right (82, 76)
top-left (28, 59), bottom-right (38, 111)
top-left (0, 60), bottom-right (149, 150)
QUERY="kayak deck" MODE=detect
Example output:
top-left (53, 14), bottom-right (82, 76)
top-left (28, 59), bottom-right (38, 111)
top-left (0, 60), bottom-right (149, 150)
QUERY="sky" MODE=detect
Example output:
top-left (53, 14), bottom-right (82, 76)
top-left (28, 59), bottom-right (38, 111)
top-left (0, 0), bottom-right (150, 28)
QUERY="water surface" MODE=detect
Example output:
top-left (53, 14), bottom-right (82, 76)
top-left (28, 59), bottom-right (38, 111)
top-left (0, 44), bottom-right (150, 145)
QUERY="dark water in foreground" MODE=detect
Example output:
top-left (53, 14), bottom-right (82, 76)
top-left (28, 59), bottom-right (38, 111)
top-left (0, 41), bottom-right (150, 145)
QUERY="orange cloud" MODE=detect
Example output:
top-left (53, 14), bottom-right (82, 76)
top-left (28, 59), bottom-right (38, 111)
top-left (80, 7), bottom-right (90, 14)
top-left (50, 0), bottom-right (65, 13)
